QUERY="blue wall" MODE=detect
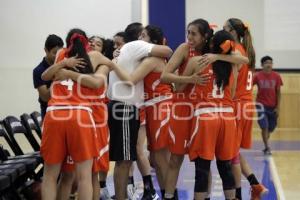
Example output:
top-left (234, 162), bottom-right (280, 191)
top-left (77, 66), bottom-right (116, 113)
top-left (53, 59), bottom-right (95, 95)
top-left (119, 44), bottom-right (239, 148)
top-left (149, 0), bottom-right (186, 50)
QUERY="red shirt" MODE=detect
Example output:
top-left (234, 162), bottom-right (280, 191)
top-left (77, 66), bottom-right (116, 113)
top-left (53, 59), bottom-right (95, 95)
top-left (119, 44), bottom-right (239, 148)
top-left (253, 71), bottom-right (283, 107)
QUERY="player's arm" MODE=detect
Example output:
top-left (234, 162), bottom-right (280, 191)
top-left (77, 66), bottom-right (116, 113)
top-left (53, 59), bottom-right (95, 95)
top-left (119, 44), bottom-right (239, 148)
top-left (42, 56), bottom-right (86, 81)
top-left (54, 65), bottom-right (109, 89)
top-left (110, 57), bottom-right (159, 85)
top-left (161, 44), bottom-right (193, 84)
top-left (197, 51), bottom-right (249, 68)
top-left (175, 58), bottom-right (196, 92)
top-left (149, 45), bottom-right (173, 58)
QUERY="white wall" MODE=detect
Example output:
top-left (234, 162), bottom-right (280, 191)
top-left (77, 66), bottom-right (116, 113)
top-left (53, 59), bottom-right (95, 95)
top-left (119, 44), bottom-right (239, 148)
top-left (0, 0), bottom-right (134, 118)
top-left (186, 0), bottom-right (300, 69)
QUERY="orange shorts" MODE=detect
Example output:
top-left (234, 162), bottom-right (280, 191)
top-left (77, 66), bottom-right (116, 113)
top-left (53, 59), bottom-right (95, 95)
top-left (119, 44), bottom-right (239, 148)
top-left (188, 110), bottom-right (239, 161)
top-left (145, 99), bottom-right (172, 151)
top-left (41, 109), bottom-right (98, 165)
top-left (235, 100), bottom-right (255, 149)
top-left (168, 97), bottom-right (193, 155)
top-left (93, 124), bottom-right (110, 172)
top-left (62, 124), bottom-right (110, 173)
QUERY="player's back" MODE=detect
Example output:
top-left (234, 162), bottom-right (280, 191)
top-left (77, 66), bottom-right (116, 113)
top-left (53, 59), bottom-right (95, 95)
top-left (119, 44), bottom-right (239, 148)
top-left (193, 65), bottom-right (234, 109)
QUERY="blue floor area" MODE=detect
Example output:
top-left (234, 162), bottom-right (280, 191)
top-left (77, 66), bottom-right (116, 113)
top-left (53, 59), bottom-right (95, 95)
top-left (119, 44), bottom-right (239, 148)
top-left (106, 140), bottom-right (290, 199)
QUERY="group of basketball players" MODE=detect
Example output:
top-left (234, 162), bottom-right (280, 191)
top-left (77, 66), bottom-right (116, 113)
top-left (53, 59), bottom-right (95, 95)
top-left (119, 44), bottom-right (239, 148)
top-left (37, 17), bottom-right (269, 200)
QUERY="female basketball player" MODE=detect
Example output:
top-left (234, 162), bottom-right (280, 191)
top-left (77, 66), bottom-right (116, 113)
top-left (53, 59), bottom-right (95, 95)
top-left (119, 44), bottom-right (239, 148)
top-left (41, 28), bottom-right (113, 200)
top-left (223, 18), bottom-right (268, 200)
top-left (179, 30), bottom-right (239, 200)
top-left (160, 19), bottom-right (248, 200)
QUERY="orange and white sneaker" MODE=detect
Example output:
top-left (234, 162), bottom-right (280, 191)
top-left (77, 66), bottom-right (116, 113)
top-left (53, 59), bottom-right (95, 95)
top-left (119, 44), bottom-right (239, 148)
top-left (251, 184), bottom-right (269, 200)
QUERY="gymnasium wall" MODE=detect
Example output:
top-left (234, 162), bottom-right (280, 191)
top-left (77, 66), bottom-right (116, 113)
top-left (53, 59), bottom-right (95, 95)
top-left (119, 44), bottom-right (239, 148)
top-left (0, 0), bottom-right (299, 132)
top-left (0, 0), bottom-right (138, 118)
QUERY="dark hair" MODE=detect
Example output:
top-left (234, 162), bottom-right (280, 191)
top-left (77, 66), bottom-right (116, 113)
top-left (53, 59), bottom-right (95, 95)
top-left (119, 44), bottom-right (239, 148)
top-left (103, 39), bottom-right (115, 60)
top-left (228, 18), bottom-right (256, 69)
top-left (124, 22), bottom-right (143, 43)
top-left (66, 28), bottom-right (93, 74)
top-left (188, 19), bottom-right (214, 54)
top-left (114, 31), bottom-right (126, 39)
top-left (45, 34), bottom-right (64, 51)
top-left (261, 55), bottom-right (273, 64)
top-left (144, 25), bottom-right (164, 45)
top-left (211, 30), bottom-right (234, 88)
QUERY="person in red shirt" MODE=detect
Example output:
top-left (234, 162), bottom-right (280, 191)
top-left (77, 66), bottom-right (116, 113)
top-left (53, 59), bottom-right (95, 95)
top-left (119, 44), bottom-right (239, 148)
top-left (253, 56), bottom-right (283, 155)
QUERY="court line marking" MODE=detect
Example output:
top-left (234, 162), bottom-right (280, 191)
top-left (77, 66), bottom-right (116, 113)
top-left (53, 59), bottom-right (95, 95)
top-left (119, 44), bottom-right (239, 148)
top-left (268, 156), bottom-right (286, 200)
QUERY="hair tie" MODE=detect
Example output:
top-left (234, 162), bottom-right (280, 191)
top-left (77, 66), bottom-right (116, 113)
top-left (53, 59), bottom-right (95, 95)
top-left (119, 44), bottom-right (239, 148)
top-left (66, 33), bottom-right (91, 56)
top-left (220, 40), bottom-right (234, 54)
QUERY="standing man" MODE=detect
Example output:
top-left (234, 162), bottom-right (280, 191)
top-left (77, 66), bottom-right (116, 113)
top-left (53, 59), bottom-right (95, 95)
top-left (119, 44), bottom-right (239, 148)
top-left (33, 34), bottom-right (64, 119)
top-left (253, 56), bottom-right (283, 155)
top-left (107, 22), bottom-right (172, 200)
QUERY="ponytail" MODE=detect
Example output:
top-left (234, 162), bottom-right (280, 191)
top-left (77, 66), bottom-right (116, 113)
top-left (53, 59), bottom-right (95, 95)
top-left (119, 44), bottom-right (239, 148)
top-left (228, 18), bottom-right (256, 69)
top-left (66, 30), bottom-right (94, 74)
top-left (242, 28), bottom-right (256, 69)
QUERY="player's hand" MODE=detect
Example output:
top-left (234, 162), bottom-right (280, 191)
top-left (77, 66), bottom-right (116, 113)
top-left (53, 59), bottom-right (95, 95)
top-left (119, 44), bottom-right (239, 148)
top-left (190, 73), bottom-right (211, 85)
top-left (197, 53), bottom-right (217, 66)
top-left (64, 55), bottom-right (86, 69)
top-left (113, 49), bottom-right (121, 58)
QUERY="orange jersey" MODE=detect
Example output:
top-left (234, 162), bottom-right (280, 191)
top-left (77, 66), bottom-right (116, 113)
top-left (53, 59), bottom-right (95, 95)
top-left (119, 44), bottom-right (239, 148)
top-left (168, 45), bottom-right (200, 155)
top-left (193, 65), bottom-right (234, 109)
top-left (54, 48), bottom-right (108, 123)
top-left (144, 71), bottom-right (172, 100)
top-left (178, 45), bottom-right (200, 75)
top-left (234, 43), bottom-right (253, 101)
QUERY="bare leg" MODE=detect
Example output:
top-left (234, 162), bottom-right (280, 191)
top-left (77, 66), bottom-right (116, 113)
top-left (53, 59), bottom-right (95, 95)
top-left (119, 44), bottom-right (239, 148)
top-left (261, 128), bottom-right (270, 150)
top-left (114, 160), bottom-right (132, 200)
top-left (75, 159), bottom-right (93, 200)
top-left (136, 125), bottom-right (151, 176)
top-left (56, 171), bottom-right (75, 200)
top-left (150, 148), bottom-right (169, 189)
top-left (164, 154), bottom-right (184, 195)
top-left (92, 172), bottom-right (100, 200)
top-left (42, 163), bottom-right (62, 200)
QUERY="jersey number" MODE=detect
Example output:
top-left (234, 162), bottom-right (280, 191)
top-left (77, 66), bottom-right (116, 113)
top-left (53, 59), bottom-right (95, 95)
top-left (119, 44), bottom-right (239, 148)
top-left (212, 79), bottom-right (224, 98)
top-left (60, 79), bottom-right (74, 91)
top-left (246, 71), bottom-right (253, 91)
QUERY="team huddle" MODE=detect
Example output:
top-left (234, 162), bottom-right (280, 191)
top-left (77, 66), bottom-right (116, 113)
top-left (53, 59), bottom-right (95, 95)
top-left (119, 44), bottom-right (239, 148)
top-left (35, 18), bottom-right (270, 200)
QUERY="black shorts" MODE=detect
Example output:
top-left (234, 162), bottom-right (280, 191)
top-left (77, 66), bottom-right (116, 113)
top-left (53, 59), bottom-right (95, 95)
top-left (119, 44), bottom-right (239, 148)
top-left (108, 100), bottom-right (140, 161)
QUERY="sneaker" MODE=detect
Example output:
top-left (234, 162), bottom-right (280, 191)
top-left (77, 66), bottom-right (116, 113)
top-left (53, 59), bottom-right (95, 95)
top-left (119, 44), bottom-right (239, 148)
top-left (251, 184), bottom-right (269, 200)
top-left (141, 189), bottom-right (159, 200)
top-left (263, 147), bottom-right (272, 155)
top-left (127, 184), bottom-right (140, 200)
top-left (100, 187), bottom-right (112, 200)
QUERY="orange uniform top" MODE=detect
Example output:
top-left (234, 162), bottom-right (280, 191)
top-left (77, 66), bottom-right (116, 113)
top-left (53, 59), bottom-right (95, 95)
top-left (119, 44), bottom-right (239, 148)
top-left (144, 71), bottom-right (172, 101)
top-left (234, 43), bottom-right (253, 101)
top-left (175, 45), bottom-right (200, 98)
top-left (178, 45), bottom-right (200, 75)
top-left (193, 65), bottom-right (234, 108)
top-left (51, 49), bottom-right (107, 123)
